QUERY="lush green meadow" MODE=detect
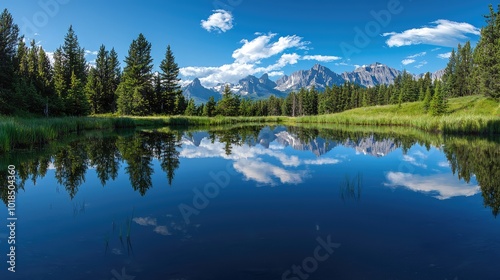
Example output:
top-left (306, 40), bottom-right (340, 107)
top-left (0, 95), bottom-right (499, 153)
top-left (292, 95), bottom-right (500, 135)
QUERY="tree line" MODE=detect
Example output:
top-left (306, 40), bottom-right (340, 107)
top-left (0, 5), bottom-right (499, 117)
top-left (0, 9), bottom-right (184, 117)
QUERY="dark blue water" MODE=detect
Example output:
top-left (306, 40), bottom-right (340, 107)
top-left (1, 126), bottom-right (499, 280)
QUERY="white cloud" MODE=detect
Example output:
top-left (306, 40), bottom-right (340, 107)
top-left (384, 19), bottom-right (480, 47)
top-left (263, 53), bottom-right (301, 72)
top-left (268, 71), bottom-right (285, 77)
top-left (233, 159), bottom-right (304, 185)
top-left (180, 33), bottom-right (340, 87)
top-left (415, 60), bottom-right (428, 69)
top-left (385, 172), bottom-right (480, 200)
top-left (407, 52), bottom-right (427, 58)
top-left (402, 59), bottom-right (416, 65)
top-left (154, 226), bottom-right (171, 236)
top-left (303, 158), bottom-right (341, 165)
top-left (84, 50), bottom-right (98, 56)
top-left (412, 150), bottom-right (428, 159)
top-left (133, 217), bottom-right (157, 226)
top-left (46, 52), bottom-right (55, 65)
top-left (437, 52), bottom-right (452, 59)
top-left (133, 217), bottom-right (173, 236)
top-left (431, 47), bottom-right (441, 52)
top-left (402, 154), bottom-right (427, 168)
top-left (232, 33), bottom-right (308, 64)
top-left (179, 137), bottom-right (314, 185)
top-left (438, 161), bottom-right (450, 167)
top-left (201, 9), bottom-right (234, 33)
top-left (303, 55), bottom-right (341, 62)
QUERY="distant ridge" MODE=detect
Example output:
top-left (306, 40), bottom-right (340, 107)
top-left (182, 63), bottom-right (445, 103)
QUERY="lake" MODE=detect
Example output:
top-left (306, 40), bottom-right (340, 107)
top-left (1, 125), bottom-right (499, 280)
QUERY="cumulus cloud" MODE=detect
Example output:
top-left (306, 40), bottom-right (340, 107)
top-left (179, 136), bottom-right (320, 185)
top-left (232, 33), bottom-right (308, 64)
top-left (154, 226), bottom-right (171, 236)
top-left (385, 172), bottom-right (480, 200)
top-left (180, 33), bottom-right (341, 87)
top-left (383, 19), bottom-right (480, 47)
top-left (402, 154), bottom-right (427, 168)
top-left (133, 217), bottom-right (157, 226)
top-left (84, 50), bottom-right (98, 56)
top-left (201, 10), bottom-right (234, 33)
top-left (263, 53), bottom-right (301, 72)
top-left (402, 59), bottom-right (416, 65)
top-left (437, 52), bottom-right (452, 59)
top-left (303, 55), bottom-right (341, 62)
top-left (233, 159), bottom-right (304, 185)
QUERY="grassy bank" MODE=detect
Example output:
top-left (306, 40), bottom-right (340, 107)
top-left (0, 95), bottom-right (498, 153)
top-left (291, 95), bottom-right (500, 135)
top-left (0, 115), bottom-right (283, 152)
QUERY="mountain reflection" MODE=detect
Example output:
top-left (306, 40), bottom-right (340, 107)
top-left (1, 126), bottom-right (499, 216)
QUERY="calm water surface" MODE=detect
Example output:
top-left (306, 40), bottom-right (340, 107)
top-left (0, 125), bottom-right (499, 280)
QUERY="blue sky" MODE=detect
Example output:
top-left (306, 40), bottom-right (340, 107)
top-left (2, 0), bottom-right (491, 86)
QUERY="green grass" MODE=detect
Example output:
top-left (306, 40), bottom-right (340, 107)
top-left (0, 95), bottom-right (498, 153)
top-left (290, 95), bottom-right (500, 135)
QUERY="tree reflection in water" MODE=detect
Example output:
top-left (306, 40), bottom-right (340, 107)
top-left (1, 126), bottom-right (499, 216)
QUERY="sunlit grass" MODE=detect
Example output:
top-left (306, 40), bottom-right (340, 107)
top-left (0, 95), bottom-right (498, 153)
top-left (290, 95), bottom-right (500, 135)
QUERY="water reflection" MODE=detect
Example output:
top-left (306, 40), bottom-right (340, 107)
top-left (1, 125), bottom-right (499, 216)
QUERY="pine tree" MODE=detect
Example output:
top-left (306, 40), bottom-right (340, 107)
top-left (442, 49), bottom-right (457, 98)
top-left (53, 26), bottom-right (88, 115)
top-left (85, 68), bottom-right (99, 114)
top-left (117, 34), bottom-right (154, 115)
top-left (159, 45), bottom-right (181, 114)
top-left (429, 81), bottom-right (447, 116)
top-left (0, 9), bottom-right (19, 90)
top-left (85, 45), bottom-right (120, 114)
top-left (36, 47), bottom-right (53, 95)
top-left (217, 85), bottom-right (239, 116)
top-left (36, 47), bottom-right (55, 116)
top-left (474, 4), bottom-right (500, 100)
top-left (107, 48), bottom-right (121, 112)
top-left (204, 96), bottom-right (216, 117)
top-left (422, 86), bottom-right (432, 112)
top-left (458, 41), bottom-right (474, 96)
top-left (174, 93), bottom-right (187, 115)
top-left (184, 98), bottom-right (197, 116)
top-left (153, 73), bottom-right (162, 114)
top-left (67, 72), bottom-right (90, 116)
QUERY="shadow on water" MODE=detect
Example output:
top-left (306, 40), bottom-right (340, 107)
top-left (1, 124), bottom-right (499, 216)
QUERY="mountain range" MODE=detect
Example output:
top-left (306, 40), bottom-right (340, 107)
top-left (182, 63), bottom-right (445, 104)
